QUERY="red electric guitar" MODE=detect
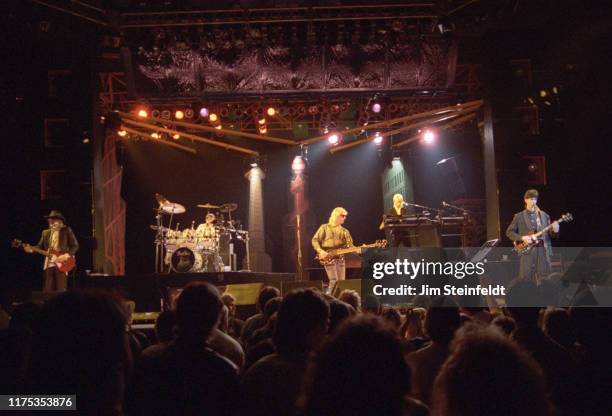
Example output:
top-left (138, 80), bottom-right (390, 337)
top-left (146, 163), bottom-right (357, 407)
top-left (11, 239), bottom-right (76, 273)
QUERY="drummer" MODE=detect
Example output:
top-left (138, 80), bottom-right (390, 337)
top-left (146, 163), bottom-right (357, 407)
top-left (195, 213), bottom-right (218, 238)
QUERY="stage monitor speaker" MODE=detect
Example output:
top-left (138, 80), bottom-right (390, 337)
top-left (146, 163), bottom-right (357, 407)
top-left (281, 280), bottom-right (323, 296)
top-left (332, 279), bottom-right (362, 298)
top-left (224, 283), bottom-right (264, 306)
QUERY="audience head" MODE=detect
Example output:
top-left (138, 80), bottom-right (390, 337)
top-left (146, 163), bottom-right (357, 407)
top-left (362, 294), bottom-right (382, 315)
top-left (491, 314), bottom-right (516, 336)
top-left (432, 325), bottom-right (551, 416)
top-left (273, 289), bottom-right (329, 360)
top-left (543, 308), bottom-right (575, 349)
top-left (425, 296), bottom-right (461, 345)
top-left (124, 300), bottom-right (136, 327)
top-left (218, 304), bottom-right (229, 333)
top-left (300, 315), bottom-right (410, 416)
top-left (155, 310), bottom-right (176, 343)
top-left (459, 313), bottom-right (473, 326)
top-left (256, 286), bottom-right (281, 313)
top-left (328, 299), bottom-right (355, 333)
top-left (28, 290), bottom-right (130, 413)
top-left (338, 289), bottom-right (361, 312)
top-left (263, 296), bottom-right (283, 321)
top-left (175, 282), bottom-right (222, 343)
top-left (381, 307), bottom-right (402, 330)
top-left (405, 307), bottom-right (426, 339)
top-left (220, 292), bottom-right (237, 318)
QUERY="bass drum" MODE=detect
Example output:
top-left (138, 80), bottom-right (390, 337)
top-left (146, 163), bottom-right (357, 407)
top-left (170, 246), bottom-right (203, 273)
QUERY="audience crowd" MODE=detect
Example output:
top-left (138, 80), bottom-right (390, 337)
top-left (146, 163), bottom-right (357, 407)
top-left (0, 280), bottom-right (611, 415)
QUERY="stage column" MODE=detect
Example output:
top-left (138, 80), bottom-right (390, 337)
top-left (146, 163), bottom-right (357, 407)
top-left (245, 165), bottom-right (272, 272)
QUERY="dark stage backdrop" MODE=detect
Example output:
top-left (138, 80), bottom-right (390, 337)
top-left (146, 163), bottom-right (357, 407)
top-left (120, 136), bottom-right (387, 274)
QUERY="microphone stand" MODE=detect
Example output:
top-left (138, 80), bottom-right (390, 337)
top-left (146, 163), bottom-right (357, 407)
top-left (442, 201), bottom-right (473, 217)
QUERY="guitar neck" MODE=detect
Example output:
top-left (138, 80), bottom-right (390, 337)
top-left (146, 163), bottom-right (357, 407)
top-left (29, 246), bottom-right (50, 257)
top-left (533, 218), bottom-right (564, 238)
top-left (332, 245), bottom-right (374, 256)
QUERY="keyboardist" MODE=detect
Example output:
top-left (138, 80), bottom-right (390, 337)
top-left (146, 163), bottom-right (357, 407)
top-left (379, 193), bottom-right (413, 247)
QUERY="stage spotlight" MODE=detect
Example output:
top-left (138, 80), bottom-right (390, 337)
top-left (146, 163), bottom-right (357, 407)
top-left (422, 129), bottom-right (436, 144)
top-left (117, 130), bottom-right (127, 137)
top-left (172, 133), bottom-right (180, 140)
top-left (328, 133), bottom-right (340, 145)
top-left (209, 113), bottom-right (218, 122)
top-left (161, 110), bottom-right (171, 119)
top-left (539, 90), bottom-right (547, 98)
top-left (151, 132), bottom-right (160, 139)
top-left (151, 109), bottom-right (161, 118)
top-left (258, 126), bottom-right (267, 134)
top-left (175, 110), bottom-right (184, 120)
top-left (266, 107), bottom-right (276, 116)
top-left (373, 132), bottom-right (383, 145)
top-left (257, 117), bottom-right (266, 125)
top-left (184, 108), bottom-right (194, 119)
top-left (371, 102), bottom-right (382, 113)
top-left (137, 109), bottom-right (148, 118)
top-left (215, 125), bottom-right (222, 129)
top-left (199, 107), bottom-right (210, 118)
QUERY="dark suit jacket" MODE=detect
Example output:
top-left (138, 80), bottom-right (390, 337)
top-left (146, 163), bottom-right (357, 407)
top-left (35, 226), bottom-right (79, 255)
top-left (506, 209), bottom-right (557, 256)
top-left (387, 206), bottom-right (408, 217)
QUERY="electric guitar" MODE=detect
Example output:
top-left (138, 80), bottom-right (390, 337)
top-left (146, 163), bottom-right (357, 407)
top-left (513, 213), bottom-right (573, 255)
top-left (316, 240), bottom-right (387, 265)
top-left (11, 239), bottom-right (76, 273)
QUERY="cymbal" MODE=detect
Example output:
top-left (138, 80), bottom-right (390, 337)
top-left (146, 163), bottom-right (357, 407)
top-left (219, 203), bottom-right (238, 213)
top-left (161, 202), bottom-right (186, 214)
top-left (197, 203), bottom-right (220, 209)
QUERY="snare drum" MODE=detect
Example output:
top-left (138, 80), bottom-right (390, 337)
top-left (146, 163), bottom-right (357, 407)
top-left (169, 246), bottom-right (203, 273)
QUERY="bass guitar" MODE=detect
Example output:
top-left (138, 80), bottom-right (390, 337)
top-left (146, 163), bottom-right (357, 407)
top-left (316, 240), bottom-right (387, 266)
top-left (513, 213), bottom-right (573, 255)
top-left (11, 239), bottom-right (76, 273)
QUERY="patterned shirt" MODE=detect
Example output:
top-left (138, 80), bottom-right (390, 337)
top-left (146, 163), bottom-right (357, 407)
top-left (311, 223), bottom-right (354, 254)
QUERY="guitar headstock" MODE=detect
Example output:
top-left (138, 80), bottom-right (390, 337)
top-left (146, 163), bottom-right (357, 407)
top-left (376, 239), bottom-right (388, 248)
top-left (560, 213), bottom-right (573, 223)
top-left (11, 239), bottom-right (23, 248)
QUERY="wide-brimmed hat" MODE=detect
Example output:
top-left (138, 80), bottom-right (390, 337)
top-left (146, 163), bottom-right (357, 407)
top-left (44, 210), bottom-right (66, 222)
top-left (524, 189), bottom-right (539, 199)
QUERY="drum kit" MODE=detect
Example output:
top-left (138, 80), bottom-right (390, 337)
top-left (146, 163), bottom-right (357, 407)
top-left (152, 194), bottom-right (249, 273)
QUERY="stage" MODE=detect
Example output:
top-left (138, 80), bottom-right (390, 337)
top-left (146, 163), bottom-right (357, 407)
top-left (75, 271), bottom-right (295, 312)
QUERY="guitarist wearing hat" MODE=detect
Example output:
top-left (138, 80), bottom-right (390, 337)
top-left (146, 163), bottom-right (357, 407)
top-left (506, 190), bottom-right (560, 282)
top-left (22, 210), bottom-right (79, 292)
